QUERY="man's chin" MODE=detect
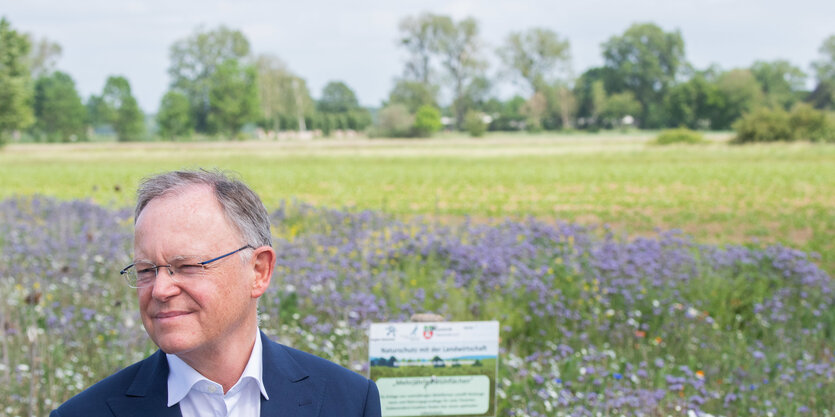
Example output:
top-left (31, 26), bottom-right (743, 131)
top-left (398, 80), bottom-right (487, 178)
top-left (152, 335), bottom-right (197, 355)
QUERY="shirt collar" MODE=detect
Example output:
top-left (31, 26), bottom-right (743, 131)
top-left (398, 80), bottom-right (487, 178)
top-left (166, 329), bottom-right (269, 406)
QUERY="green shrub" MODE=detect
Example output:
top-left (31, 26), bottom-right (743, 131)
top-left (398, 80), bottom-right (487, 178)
top-left (413, 105), bottom-right (442, 137)
top-left (464, 110), bottom-right (487, 137)
top-left (733, 105), bottom-right (834, 143)
top-left (370, 104), bottom-right (414, 138)
top-left (789, 103), bottom-right (834, 142)
top-left (653, 128), bottom-right (705, 145)
top-left (732, 107), bottom-right (794, 143)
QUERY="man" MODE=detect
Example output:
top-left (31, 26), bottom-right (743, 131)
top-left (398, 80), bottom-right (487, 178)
top-left (52, 170), bottom-right (381, 417)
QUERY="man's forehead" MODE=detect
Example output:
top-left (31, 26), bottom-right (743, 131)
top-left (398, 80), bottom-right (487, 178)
top-left (136, 186), bottom-right (223, 229)
top-left (138, 184), bottom-right (215, 214)
top-left (133, 184), bottom-right (244, 250)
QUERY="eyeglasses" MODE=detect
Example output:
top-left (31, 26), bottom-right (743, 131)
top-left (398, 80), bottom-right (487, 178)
top-left (120, 245), bottom-right (254, 288)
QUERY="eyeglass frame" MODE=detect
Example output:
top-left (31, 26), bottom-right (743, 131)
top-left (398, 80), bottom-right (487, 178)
top-left (120, 244), bottom-right (255, 288)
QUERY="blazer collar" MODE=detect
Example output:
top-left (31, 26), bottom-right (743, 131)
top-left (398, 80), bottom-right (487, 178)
top-left (105, 332), bottom-right (324, 417)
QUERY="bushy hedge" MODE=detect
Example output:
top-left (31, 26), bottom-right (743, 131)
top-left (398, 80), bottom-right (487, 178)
top-left (733, 104), bottom-right (834, 143)
top-left (653, 128), bottom-right (706, 145)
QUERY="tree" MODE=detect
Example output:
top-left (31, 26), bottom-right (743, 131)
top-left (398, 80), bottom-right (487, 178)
top-left (601, 91), bottom-right (642, 126)
top-left (553, 84), bottom-right (577, 129)
top-left (85, 95), bottom-right (112, 127)
top-left (316, 81), bottom-right (372, 132)
top-left (497, 27), bottom-right (572, 94)
top-left (520, 92), bottom-right (547, 131)
top-left (398, 13), bottom-right (446, 85)
top-left (255, 54), bottom-right (291, 131)
top-left (573, 67), bottom-right (617, 128)
top-left (485, 95), bottom-right (526, 131)
top-left (317, 81), bottom-right (360, 113)
top-left (533, 82), bottom-right (577, 130)
top-left (807, 80), bottom-right (834, 110)
top-left (26, 35), bottom-right (61, 79)
top-left (156, 91), bottom-right (192, 139)
top-left (387, 79), bottom-right (438, 113)
top-left (664, 72), bottom-right (723, 129)
top-left (116, 96), bottom-right (145, 141)
top-left (811, 35), bottom-right (835, 84)
top-left (589, 80), bottom-right (607, 125)
top-left (394, 12), bottom-right (450, 127)
top-left (168, 25), bottom-right (250, 133)
top-left (601, 23), bottom-right (686, 127)
top-left (394, 13), bottom-right (486, 128)
top-left (32, 71), bottom-right (86, 141)
top-left (392, 13), bottom-right (448, 126)
top-left (809, 35), bottom-right (835, 109)
top-left (434, 17), bottom-right (486, 129)
top-left (101, 76), bottom-right (145, 141)
top-left (453, 75), bottom-right (491, 121)
top-left (254, 54), bottom-right (314, 131)
top-left (0, 17), bottom-right (34, 140)
top-left (750, 60), bottom-right (807, 109)
top-left (206, 59), bottom-right (259, 137)
top-left (713, 69), bottom-right (764, 129)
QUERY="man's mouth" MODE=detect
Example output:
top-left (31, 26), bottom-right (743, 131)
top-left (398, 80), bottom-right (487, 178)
top-left (154, 311), bottom-right (191, 319)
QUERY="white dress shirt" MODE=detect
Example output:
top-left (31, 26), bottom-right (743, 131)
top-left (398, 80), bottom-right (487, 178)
top-left (166, 330), bottom-right (270, 417)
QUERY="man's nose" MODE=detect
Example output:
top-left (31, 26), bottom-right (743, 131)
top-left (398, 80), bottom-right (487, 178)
top-left (150, 267), bottom-right (180, 300)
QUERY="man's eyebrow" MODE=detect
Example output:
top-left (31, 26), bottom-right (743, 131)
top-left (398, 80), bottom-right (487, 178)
top-left (131, 258), bottom-right (153, 264)
top-left (173, 254), bottom-right (219, 263)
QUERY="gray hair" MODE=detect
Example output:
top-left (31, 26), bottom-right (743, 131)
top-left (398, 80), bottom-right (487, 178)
top-left (135, 170), bottom-right (272, 248)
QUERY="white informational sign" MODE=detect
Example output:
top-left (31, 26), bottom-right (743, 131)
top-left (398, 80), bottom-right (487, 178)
top-left (369, 321), bottom-right (499, 417)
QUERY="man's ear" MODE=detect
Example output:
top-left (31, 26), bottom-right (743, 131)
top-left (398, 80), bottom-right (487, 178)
top-left (250, 246), bottom-right (276, 298)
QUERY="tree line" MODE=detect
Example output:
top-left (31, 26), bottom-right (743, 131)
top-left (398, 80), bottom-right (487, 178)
top-left (1, 15), bottom-right (834, 142)
top-left (385, 14), bottom-right (834, 137)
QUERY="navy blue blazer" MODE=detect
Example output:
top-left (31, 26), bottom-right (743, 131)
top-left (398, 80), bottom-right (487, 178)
top-left (51, 332), bottom-right (381, 417)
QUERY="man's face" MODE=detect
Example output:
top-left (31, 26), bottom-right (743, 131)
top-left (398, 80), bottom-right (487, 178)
top-left (134, 185), bottom-right (256, 357)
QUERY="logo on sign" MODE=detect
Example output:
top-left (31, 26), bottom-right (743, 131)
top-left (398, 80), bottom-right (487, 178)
top-left (423, 325), bottom-right (435, 339)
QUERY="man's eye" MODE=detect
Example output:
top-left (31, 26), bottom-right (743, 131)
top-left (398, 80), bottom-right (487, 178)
top-left (136, 267), bottom-right (156, 277)
top-left (178, 265), bottom-right (204, 275)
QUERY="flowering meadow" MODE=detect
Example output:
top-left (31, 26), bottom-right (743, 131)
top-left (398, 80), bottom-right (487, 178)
top-left (1, 195), bottom-right (832, 416)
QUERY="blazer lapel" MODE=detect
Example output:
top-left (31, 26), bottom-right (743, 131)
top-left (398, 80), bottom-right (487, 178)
top-left (106, 350), bottom-right (182, 417)
top-left (260, 332), bottom-right (325, 417)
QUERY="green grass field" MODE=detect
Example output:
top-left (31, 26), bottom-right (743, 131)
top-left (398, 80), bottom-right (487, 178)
top-left (2, 132), bottom-right (834, 273)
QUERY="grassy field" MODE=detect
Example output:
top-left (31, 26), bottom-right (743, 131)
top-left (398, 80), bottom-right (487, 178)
top-left (2, 133), bottom-right (833, 416)
top-left (2, 132), bottom-right (833, 273)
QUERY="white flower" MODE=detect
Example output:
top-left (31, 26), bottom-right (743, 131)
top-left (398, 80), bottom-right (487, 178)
top-left (27, 326), bottom-right (38, 343)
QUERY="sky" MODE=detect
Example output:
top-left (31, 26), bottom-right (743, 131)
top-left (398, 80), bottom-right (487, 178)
top-left (4, 0), bottom-right (834, 113)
